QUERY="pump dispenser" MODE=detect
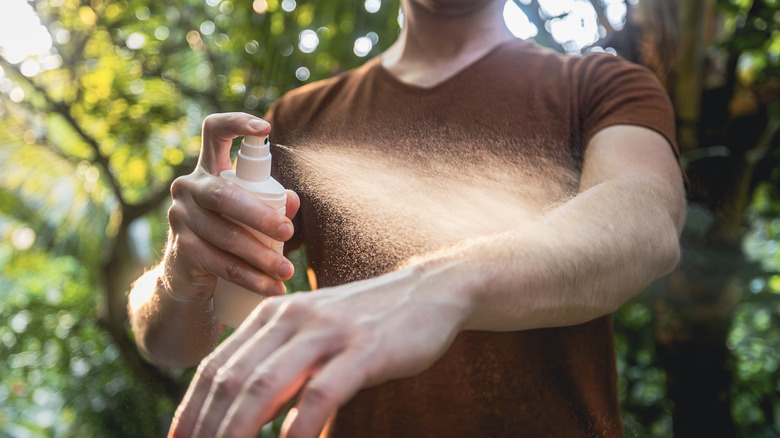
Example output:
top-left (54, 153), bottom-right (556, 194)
top-left (213, 135), bottom-right (287, 327)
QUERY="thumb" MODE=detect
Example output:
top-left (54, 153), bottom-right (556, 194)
top-left (198, 112), bottom-right (272, 175)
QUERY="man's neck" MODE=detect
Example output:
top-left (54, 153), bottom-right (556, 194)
top-left (381, 0), bottom-right (514, 88)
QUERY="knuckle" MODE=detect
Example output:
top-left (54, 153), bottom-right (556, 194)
top-left (196, 356), bottom-right (221, 386)
top-left (203, 112), bottom-right (243, 136)
top-left (170, 176), bottom-right (188, 199)
top-left (241, 298), bottom-right (276, 332)
top-left (255, 276), bottom-right (283, 297)
top-left (246, 369), bottom-right (276, 397)
top-left (226, 112), bottom-right (242, 124)
top-left (201, 113), bottom-right (220, 132)
top-left (213, 184), bottom-right (240, 212)
top-left (213, 368), bottom-right (242, 397)
top-left (255, 295), bottom-right (282, 318)
top-left (219, 224), bottom-right (242, 247)
top-left (223, 260), bottom-right (248, 284)
top-left (167, 202), bottom-right (184, 226)
top-left (175, 232), bottom-right (199, 253)
top-left (303, 382), bottom-right (337, 408)
top-left (278, 298), bottom-right (309, 319)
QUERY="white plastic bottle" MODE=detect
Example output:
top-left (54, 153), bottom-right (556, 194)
top-left (212, 134), bottom-right (287, 327)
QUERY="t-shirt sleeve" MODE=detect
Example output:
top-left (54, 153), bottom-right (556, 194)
top-left (575, 53), bottom-right (678, 156)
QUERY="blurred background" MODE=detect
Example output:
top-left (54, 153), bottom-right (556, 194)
top-left (0, 0), bottom-right (779, 436)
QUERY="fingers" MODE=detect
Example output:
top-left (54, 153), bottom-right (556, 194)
top-left (167, 230), bottom-right (287, 297)
top-left (194, 326), bottom-right (303, 437)
top-left (213, 336), bottom-right (327, 437)
top-left (184, 205), bottom-right (293, 282)
top-left (167, 170), bottom-right (296, 292)
top-left (199, 112), bottom-right (271, 175)
top-left (185, 173), bottom-right (295, 243)
top-left (169, 300), bottom-right (281, 438)
top-left (185, 299), bottom-right (338, 438)
top-left (281, 350), bottom-right (368, 438)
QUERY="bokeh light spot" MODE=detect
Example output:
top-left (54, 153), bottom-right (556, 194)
top-left (9, 86), bottom-right (24, 102)
top-left (282, 0), bottom-right (296, 12)
top-left (245, 40), bottom-right (259, 54)
top-left (295, 66), bottom-right (310, 81)
top-left (353, 36), bottom-right (372, 57)
top-left (299, 29), bottom-right (319, 53)
top-left (220, 1), bottom-right (234, 14)
top-left (20, 59), bottom-right (40, 77)
top-left (503, 0), bottom-right (538, 39)
top-left (200, 21), bottom-right (216, 35)
top-left (0, 0), bottom-right (53, 64)
top-left (365, 0), bottom-right (381, 13)
top-left (22, 129), bottom-right (37, 144)
top-left (135, 6), bottom-right (150, 21)
top-left (253, 0), bottom-right (268, 14)
top-left (10, 310), bottom-right (31, 333)
top-left (126, 32), bottom-right (146, 50)
top-left (54, 28), bottom-right (70, 45)
top-left (155, 26), bottom-right (170, 40)
top-left (11, 227), bottom-right (35, 250)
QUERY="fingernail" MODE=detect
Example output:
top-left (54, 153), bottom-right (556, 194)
top-left (249, 119), bottom-right (270, 131)
top-left (280, 262), bottom-right (294, 279)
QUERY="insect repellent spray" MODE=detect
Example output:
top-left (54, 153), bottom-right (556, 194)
top-left (213, 134), bottom-right (287, 327)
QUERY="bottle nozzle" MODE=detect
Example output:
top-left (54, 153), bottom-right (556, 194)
top-left (236, 135), bottom-right (272, 181)
top-left (241, 135), bottom-right (270, 156)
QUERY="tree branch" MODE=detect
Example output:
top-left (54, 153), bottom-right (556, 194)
top-left (746, 118), bottom-right (780, 165)
top-left (123, 158), bottom-right (197, 224)
top-left (0, 58), bottom-right (128, 207)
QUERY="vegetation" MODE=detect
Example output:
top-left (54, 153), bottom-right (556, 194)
top-left (0, 0), bottom-right (778, 436)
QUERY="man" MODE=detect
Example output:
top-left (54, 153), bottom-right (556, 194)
top-left (128, 0), bottom-right (685, 436)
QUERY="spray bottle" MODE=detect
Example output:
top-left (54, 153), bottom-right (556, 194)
top-left (212, 134), bottom-right (287, 327)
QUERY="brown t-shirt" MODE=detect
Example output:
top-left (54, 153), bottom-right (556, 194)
top-left (267, 39), bottom-right (676, 437)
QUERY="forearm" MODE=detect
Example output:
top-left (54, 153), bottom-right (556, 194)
top-left (128, 264), bottom-right (219, 368)
top-left (419, 175), bottom-right (684, 332)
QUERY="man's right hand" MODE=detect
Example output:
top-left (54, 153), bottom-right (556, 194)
top-left (162, 112), bottom-right (300, 303)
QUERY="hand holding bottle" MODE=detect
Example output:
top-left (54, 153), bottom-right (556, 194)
top-left (162, 112), bottom-right (300, 305)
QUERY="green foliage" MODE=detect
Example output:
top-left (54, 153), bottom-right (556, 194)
top-left (0, 249), bottom-right (164, 437)
top-left (1, 0), bottom-right (399, 435)
top-left (615, 297), bottom-right (674, 437)
top-left (1, 0), bottom-right (779, 436)
top-left (717, 0), bottom-right (780, 86)
top-left (730, 185), bottom-right (780, 436)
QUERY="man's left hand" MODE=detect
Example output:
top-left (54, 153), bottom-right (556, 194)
top-left (168, 264), bottom-right (469, 438)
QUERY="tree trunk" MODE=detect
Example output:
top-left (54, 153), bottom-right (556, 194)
top-left (617, 0), bottom-right (773, 435)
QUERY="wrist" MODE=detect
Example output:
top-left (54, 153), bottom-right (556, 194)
top-left (406, 252), bottom-right (481, 332)
top-left (159, 258), bottom-right (216, 304)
